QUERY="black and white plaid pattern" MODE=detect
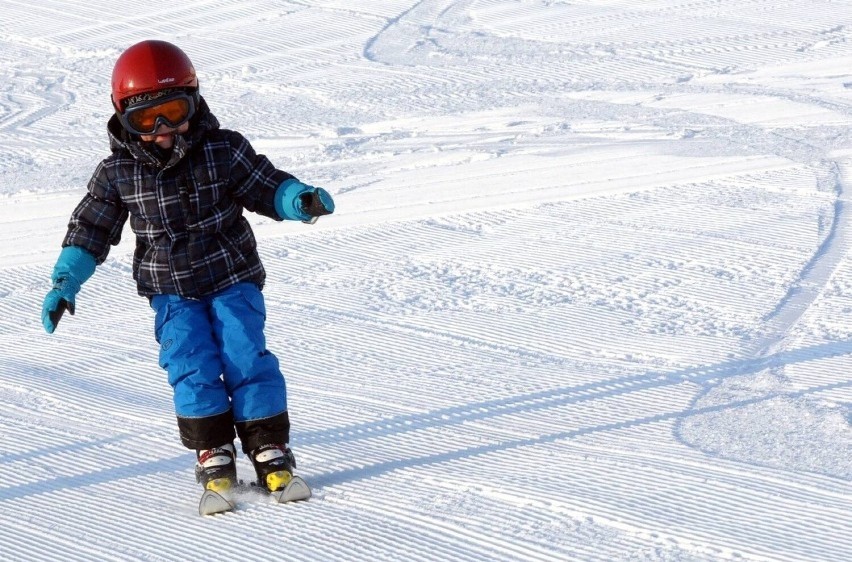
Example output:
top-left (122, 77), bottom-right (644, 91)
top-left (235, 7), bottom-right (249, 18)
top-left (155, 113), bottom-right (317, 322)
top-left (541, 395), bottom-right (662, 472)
top-left (64, 98), bottom-right (293, 298)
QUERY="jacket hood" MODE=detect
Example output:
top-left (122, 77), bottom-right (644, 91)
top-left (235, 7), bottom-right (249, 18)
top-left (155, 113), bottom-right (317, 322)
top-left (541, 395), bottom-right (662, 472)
top-left (106, 96), bottom-right (220, 168)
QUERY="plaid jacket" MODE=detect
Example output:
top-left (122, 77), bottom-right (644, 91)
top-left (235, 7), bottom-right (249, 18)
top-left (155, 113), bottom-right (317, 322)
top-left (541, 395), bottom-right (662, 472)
top-left (63, 98), bottom-right (293, 298)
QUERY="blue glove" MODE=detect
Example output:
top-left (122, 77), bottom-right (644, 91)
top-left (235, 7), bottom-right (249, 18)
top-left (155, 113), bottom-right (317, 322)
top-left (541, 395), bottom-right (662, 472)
top-left (274, 179), bottom-right (335, 223)
top-left (42, 246), bottom-right (97, 334)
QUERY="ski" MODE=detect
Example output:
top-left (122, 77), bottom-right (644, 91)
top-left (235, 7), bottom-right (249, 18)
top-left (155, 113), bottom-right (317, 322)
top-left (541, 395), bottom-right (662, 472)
top-left (197, 476), bottom-right (311, 515)
top-left (270, 475), bottom-right (312, 503)
top-left (198, 489), bottom-right (236, 516)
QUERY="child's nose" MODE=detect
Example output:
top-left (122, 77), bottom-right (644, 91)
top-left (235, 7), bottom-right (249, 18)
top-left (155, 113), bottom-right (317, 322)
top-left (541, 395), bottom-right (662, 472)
top-left (153, 123), bottom-right (178, 135)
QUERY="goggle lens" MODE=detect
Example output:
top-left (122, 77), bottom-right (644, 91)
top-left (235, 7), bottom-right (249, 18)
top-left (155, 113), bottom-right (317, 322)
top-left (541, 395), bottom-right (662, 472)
top-left (122, 95), bottom-right (194, 135)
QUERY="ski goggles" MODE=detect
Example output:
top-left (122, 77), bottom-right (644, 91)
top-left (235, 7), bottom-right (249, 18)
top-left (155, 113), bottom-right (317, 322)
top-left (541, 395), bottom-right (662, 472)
top-left (117, 91), bottom-right (197, 136)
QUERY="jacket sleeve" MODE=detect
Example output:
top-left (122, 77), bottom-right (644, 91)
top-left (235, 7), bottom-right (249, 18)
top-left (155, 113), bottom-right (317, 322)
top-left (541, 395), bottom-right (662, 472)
top-left (226, 131), bottom-right (294, 220)
top-left (62, 160), bottom-right (129, 264)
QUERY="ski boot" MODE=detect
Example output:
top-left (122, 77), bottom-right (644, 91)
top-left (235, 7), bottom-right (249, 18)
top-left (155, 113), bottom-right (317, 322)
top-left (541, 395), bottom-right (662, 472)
top-left (250, 443), bottom-right (297, 492)
top-left (195, 443), bottom-right (237, 493)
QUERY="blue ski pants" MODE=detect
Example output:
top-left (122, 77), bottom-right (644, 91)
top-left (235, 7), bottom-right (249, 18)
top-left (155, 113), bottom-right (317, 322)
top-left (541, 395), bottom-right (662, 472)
top-left (150, 282), bottom-right (287, 429)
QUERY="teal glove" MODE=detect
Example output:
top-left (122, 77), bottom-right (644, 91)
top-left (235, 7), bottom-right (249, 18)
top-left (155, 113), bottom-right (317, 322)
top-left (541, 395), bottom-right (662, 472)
top-left (274, 179), bottom-right (335, 223)
top-left (42, 246), bottom-right (96, 334)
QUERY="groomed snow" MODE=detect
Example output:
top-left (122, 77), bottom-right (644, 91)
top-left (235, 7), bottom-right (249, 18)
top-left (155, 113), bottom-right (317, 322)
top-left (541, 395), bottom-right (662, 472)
top-left (0, 1), bottom-right (850, 561)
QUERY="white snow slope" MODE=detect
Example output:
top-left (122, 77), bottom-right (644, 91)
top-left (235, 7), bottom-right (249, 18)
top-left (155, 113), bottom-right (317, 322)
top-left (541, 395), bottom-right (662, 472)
top-left (1, 1), bottom-right (851, 561)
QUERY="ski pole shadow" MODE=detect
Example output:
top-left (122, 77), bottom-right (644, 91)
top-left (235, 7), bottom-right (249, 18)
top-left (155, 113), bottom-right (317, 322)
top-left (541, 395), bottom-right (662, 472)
top-left (299, 339), bottom-right (852, 449)
top-left (310, 378), bottom-right (852, 489)
top-left (1, 341), bottom-right (848, 501)
top-left (301, 339), bottom-right (852, 488)
top-left (0, 362), bottom-right (184, 502)
top-left (0, 454), bottom-right (189, 502)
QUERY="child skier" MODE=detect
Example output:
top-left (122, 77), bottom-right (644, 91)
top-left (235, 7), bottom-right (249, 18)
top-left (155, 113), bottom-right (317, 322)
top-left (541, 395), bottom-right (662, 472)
top-left (40, 39), bottom-right (334, 501)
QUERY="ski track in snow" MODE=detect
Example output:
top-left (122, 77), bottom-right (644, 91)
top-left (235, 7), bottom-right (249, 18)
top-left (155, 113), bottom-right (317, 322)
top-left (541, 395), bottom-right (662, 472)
top-left (1, 1), bottom-right (852, 561)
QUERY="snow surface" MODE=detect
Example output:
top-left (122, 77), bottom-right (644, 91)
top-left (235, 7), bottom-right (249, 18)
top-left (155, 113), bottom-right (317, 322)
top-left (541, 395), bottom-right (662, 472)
top-left (1, 1), bottom-right (851, 560)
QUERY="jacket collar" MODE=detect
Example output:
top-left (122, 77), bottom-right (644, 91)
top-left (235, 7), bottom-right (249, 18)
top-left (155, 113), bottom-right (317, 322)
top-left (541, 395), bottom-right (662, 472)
top-left (106, 97), bottom-right (220, 168)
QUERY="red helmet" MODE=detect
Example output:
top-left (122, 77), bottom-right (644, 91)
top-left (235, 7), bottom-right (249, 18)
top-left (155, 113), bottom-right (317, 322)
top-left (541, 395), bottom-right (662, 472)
top-left (111, 40), bottom-right (198, 111)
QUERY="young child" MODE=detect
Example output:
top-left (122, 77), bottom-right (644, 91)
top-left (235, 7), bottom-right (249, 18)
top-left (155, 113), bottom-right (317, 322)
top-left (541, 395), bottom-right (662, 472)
top-left (41, 39), bottom-right (334, 496)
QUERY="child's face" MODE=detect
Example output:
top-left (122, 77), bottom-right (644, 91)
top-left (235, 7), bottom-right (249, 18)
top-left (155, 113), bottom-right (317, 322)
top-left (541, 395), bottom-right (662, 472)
top-left (140, 121), bottom-right (190, 149)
